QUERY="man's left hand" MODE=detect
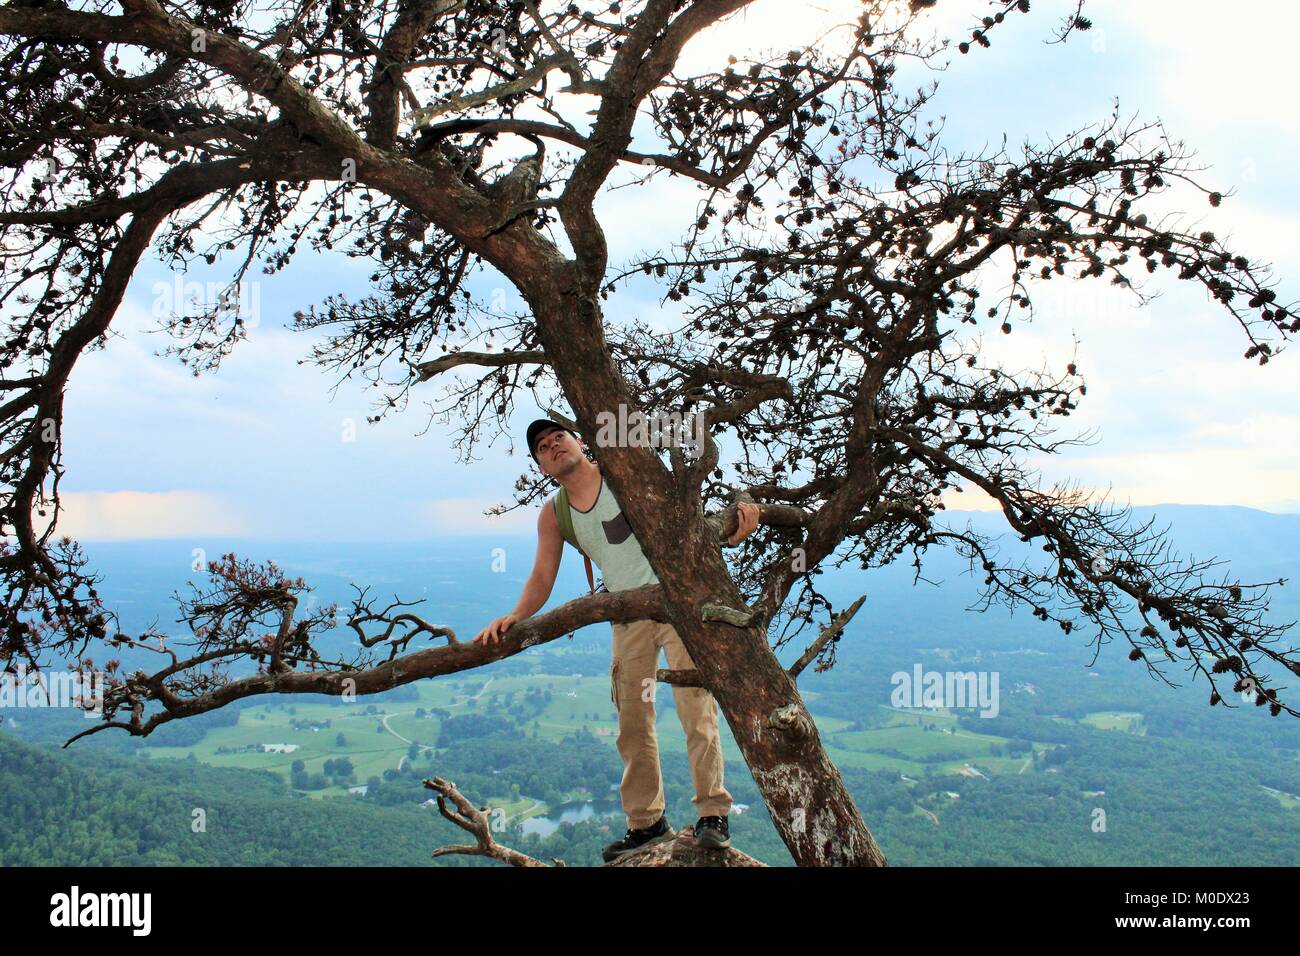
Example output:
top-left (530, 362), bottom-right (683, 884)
top-left (726, 502), bottom-right (761, 547)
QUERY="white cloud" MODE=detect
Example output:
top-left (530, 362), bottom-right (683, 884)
top-left (1186, 411), bottom-right (1300, 451)
top-left (1108, 0), bottom-right (1300, 130)
top-left (417, 497), bottom-right (539, 536)
top-left (1049, 445), bottom-right (1300, 510)
top-left (938, 485), bottom-right (1002, 512)
top-left (54, 491), bottom-right (251, 540)
top-left (674, 0), bottom-right (975, 76)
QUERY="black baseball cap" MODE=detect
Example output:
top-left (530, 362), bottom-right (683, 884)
top-left (526, 418), bottom-right (576, 462)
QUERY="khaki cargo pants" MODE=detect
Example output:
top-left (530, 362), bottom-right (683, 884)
top-left (610, 619), bottom-right (733, 829)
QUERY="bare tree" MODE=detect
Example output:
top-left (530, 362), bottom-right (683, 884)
top-left (2, 0), bottom-right (1297, 867)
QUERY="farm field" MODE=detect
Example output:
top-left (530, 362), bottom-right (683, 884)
top-left (143, 671), bottom-right (1048, 802)
top-left (1078, 711), bottom-right (1146, 734)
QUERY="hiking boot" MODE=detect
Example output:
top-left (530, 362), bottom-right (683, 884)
top-left (693, 814), bottom-right (731, 850)
top-left (602, 815), bottom-right (674, 863)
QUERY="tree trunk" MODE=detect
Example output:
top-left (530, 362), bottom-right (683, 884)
top-left (661, 551), bottom-right (889, 867)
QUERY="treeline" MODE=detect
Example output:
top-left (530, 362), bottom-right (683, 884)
top-left (0, 733), bottom-right (498, 866)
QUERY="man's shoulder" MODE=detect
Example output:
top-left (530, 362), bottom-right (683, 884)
top-left (538, 494), bottom-right (560, 530)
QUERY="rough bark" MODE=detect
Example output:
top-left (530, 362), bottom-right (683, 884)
top-left (606, 827), bottom-right (767, 867)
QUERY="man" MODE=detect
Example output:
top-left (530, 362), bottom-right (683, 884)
top-left (474, 418), bottom-right (760, 862)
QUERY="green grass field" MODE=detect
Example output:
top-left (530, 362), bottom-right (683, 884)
top-left (142, 673), bottom-right (1050, 807)
top-left (821, 705), bottom-right (1047, 774)
top-left (1079, 711), bottom-right (1146, 734)
top-left (1260, 785), bottom-right (1300, 810)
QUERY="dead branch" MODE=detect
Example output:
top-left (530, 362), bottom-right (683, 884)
top-left (424, 777), bottom-right (564, 868)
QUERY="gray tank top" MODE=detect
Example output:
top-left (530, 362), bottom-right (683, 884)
top-left (566, 475), bottom-right (660, 593)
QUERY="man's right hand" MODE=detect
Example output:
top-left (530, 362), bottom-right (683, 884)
top-left (473, 613), bottom-right (519, 646)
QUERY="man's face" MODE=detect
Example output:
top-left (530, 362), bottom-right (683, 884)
top-left (533, 427), bottom-right (584, 477)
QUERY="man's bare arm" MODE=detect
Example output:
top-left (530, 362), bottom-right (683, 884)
top-left (473, 502), bottom-right (564, 644)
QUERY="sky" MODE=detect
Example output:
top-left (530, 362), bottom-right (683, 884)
top-left (50, 0), bottom-right (1300, 545)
